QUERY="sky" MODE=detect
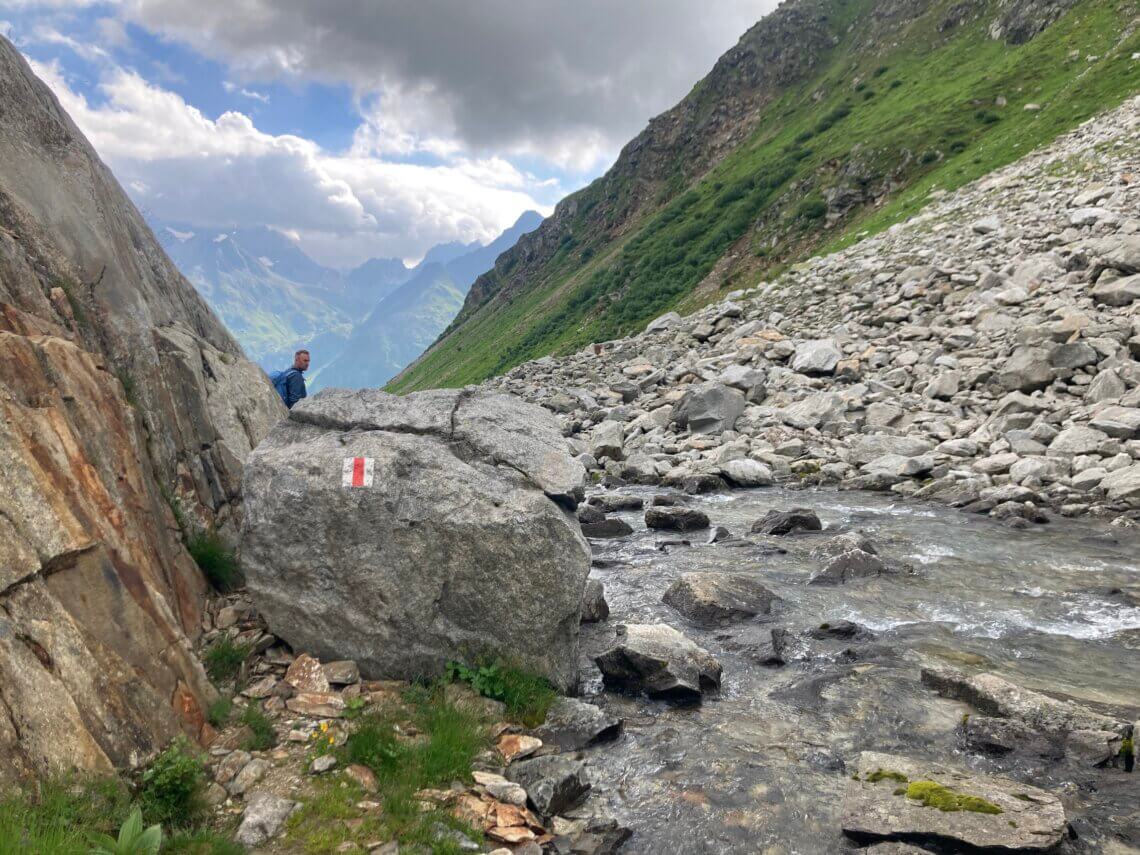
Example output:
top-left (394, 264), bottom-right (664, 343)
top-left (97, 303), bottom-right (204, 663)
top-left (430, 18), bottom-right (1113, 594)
top-left (1, 1), bottom-right (774, 267)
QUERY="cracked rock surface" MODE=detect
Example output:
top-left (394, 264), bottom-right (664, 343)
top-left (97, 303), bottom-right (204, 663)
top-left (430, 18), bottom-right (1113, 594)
top-left (241, 388), bottom-right (590, 691)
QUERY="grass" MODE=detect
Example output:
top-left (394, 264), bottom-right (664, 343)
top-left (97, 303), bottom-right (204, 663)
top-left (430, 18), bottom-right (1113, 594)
top-left (202, 638), bottom-right (250, 685)
top-left (446, 660), bottom-right (557, 727)
top-left (0, 763), bottom-right (234, 854)
top-left (137, 738), bottom-right (209, 831)
top-left (391, 0), bottom-right (1140, 392)
top-left (237, 704), bottom-right (276, 751)
top-left (285, 687), bottom-right (487, 854)
top-left (0, 775), bottom-right (131, 854)
top-left (206, 696), bottom-right (232, 729)
top-left (185, 529), bottom-right (241, 592)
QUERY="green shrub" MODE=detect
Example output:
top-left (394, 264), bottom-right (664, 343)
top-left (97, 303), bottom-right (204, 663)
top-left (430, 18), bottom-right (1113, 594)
top-left (975, 109), bottom-right (1001, 124)
top-left (202, 638), bottom-right (249, 684)
top-left (238, 704), bottom-right (276, 751)
top-left (206, 696), bottom-right (232, 729)
top-left (90, 806), bottom-right (162, 855)
top-left (796, 197), bottom-right (828, 221)
top-left (445, 661), bottom-right (556, 727)
top-left (137, 738), bottom-right (206, 830)
top-left (185, 529), bottom-right (241, 592)
top-left (920, 149), bottom-right (939, 164)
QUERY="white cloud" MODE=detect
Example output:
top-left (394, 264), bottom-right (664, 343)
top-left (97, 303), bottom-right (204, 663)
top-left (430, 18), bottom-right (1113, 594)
top-left (28, 56), bottom-right (551, 266)
top-left (222, 80), bottom-right (270, 103)
top-left (118, 0), bottom-right (774, 172)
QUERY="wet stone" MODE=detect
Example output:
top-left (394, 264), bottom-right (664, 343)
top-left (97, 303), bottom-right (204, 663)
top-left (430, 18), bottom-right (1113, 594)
top-left (533, 697), bottom-right (622, 751)
top-left (506, 755), bottom-right (591, 817)
top-left (581, 517), bottom-right (635, 538)
top-left (645, 507), bottom-right (710, 531)
top-left (662, 572), bottom-right (779, 626)
top-left (841, 751), bottom-right (1066, 851)
top-left (594, 623), bottom-right (722, 703)
top-left (581, 579), bottom-right (610, 623)
top-left (751, 508), bottom-right (822, 535)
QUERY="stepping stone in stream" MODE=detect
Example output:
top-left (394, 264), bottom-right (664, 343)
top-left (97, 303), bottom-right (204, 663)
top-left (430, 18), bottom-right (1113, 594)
top-left (841, 751), bottom-right (1066, 851)
top-left (662, 572), bottom-right (779, 626)
top-left (594, 623), bottom-right (722, 703)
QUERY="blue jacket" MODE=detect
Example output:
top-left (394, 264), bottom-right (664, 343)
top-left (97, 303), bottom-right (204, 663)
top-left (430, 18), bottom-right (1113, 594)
top-left (284, 369), bottom-right (307, 409)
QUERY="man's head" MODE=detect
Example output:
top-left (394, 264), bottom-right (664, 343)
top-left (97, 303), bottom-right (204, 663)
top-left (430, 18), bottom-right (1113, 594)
top-left (293, 349), bottom-right (311, 371)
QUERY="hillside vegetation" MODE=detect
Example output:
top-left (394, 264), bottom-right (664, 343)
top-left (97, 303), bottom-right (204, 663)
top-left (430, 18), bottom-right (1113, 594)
top-left (391, 0), bottom-right (1140, 392)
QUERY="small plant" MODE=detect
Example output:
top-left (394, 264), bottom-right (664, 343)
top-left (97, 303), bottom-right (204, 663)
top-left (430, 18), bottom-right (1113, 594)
top-left (137, 737), bottom-right (207, 830)
top-left (90, 806), bottom-right (162, 855)
top-left (340, 717), bottom-right (399, 772)
top-left (114, 369), bottom-right (141, 409)
top-left (203, 638), bottom-right (250, 684)
top-left (343, 695), bottom-right (367, 720)
top-left (975, 109), bottom-right (1001, 124)
top-left (186, 528), bottom-right (241, 592)
top-left (795, 197), bottom-right (827, 221)
top-left (206, 696), bottom-right (232, 728)
top-left (445, 661), bottom-right (556, 727)
top-left (239, 704), bottom-right (276, 751)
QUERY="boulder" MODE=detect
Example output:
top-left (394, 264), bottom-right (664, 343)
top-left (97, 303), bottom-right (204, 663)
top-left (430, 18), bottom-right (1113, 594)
top-left (841, 751), bottom-right (1066, 851)
top-left (241, 388), bottom-right (591, 691)
top-left (235, 792), bottom-right (300, 847)
top-left (920, 667), bottom-right (1126, 735)
top-left (533, 698), bottom-right (622, 751)
top-left (580, 517), bottom-right (634, 538)
top-left (581, 579), bottom-right (610, 623)
top-left (997, 347), bottom-right (1053, 393)
top-left (663, 573), bottom-right (779, 625)
top-left (645, 507), bottom-right (710, 531)
top-left (672, 382), bottom-right (746, 434)
top-left (719, 459), bottom-right (775, 487)
top-left (588, 493), bottom-right (645, 512)
top-left (809, 549), bottom-right (898, 585)
top-left (1101, 464), bottom-right (1140, 506)
top-left (751, 508), bottom-right (822, 535)
top-left (1091, 273), bottom-right (1140, 306)
top-left (645, 312), bottom-right (683, 333)
top-left (848, 434), bottom-right (934, 466)
top-left (506, 755), bottom-right (591, 817)
top-left (594, 623), bottom-right (722, 702)
top-left (791, 339), bottom-right (841, 375)
top-left (591, 421), bottom-right (625, 461)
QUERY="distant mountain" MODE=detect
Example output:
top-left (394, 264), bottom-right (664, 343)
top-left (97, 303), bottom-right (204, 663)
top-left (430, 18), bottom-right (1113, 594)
top-left (314, 211), bottom-right (543, 389)
top-left (154, 212), bottom-right (543, 386)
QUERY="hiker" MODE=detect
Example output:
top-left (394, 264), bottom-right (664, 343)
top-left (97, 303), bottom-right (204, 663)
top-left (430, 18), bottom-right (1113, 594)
top-left (270, 349), bottom-right (310, 409)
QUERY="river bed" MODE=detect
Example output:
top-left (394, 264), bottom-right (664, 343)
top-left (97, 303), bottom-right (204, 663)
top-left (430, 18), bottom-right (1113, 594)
top-left (572, 487), bottom-right (1140, 854)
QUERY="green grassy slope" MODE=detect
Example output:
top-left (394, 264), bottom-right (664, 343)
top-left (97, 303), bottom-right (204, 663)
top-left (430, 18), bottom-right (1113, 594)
top-left (392, 0), bottom-right (1140, 392)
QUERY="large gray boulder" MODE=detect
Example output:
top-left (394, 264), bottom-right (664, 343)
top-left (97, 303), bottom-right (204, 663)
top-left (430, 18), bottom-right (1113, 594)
top-left (241, 388), bottom-right (590, 691)
top-left (672, 382), bottom-right (746, 434)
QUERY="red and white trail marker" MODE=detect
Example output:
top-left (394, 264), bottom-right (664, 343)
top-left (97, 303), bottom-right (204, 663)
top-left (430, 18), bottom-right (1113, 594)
top-left (342, 457), bottom-right (374, 488)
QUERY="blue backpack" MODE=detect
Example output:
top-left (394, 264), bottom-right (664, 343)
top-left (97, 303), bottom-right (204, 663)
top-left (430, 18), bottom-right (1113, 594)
top-left (269, 368), bottom-right (299, 405)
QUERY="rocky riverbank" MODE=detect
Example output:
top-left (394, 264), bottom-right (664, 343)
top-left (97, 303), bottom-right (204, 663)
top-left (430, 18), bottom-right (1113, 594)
top-left (488, 95), bottom-right (1140, 524)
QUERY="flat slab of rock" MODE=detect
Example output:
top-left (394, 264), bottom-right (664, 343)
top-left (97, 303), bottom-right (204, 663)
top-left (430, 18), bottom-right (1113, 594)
top-left (663, 573), bottom-right (778, 626)
top-left (241, 388), bottom-right (590, 691)
top-left (588, 493), bottom-right (644, 512)
top-left (809, 549), bottom-right (900, 585)
top-left (581, 517), bottom-right (634, 538)
top-left (594, 623), bottom-right (722, 703)
top-left (842, 751), bottom-right (1066, 851)
top-left (921, 666), bottom-right (1126, 735)
top-left (645, 507), bottom-right (710, 531)
top-left (533, 697), bottom-right (622, 751)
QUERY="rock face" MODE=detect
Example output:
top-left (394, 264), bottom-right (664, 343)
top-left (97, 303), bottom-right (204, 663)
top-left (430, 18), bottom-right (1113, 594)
top-left (0, 37), bottom-right (281, 783)
top-left (841, 751), bottom-right (1066, 851)
top-left (241, 387), bottom-right (591, 691)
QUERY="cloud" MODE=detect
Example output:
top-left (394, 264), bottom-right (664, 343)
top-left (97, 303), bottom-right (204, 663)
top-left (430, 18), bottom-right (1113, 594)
top-left (118, 0), bottom-right (774, 171)
top-left (28, 56), bottom-right (551, 265)
top-left (222, 80), bottom-right (270, 103)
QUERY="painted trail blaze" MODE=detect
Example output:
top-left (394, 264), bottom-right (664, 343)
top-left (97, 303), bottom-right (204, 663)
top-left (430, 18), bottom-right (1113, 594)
top-left (341, 456), bottom-right (374, 488)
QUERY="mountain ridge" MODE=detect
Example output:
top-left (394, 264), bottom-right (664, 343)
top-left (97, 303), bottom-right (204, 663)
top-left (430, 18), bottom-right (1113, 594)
top-left (392, 0), bottom-right (1140, 392)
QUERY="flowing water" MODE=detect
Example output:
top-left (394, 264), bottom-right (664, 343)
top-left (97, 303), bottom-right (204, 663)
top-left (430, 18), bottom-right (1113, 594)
top-left (573, 487), bottom-right (1140, 854)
